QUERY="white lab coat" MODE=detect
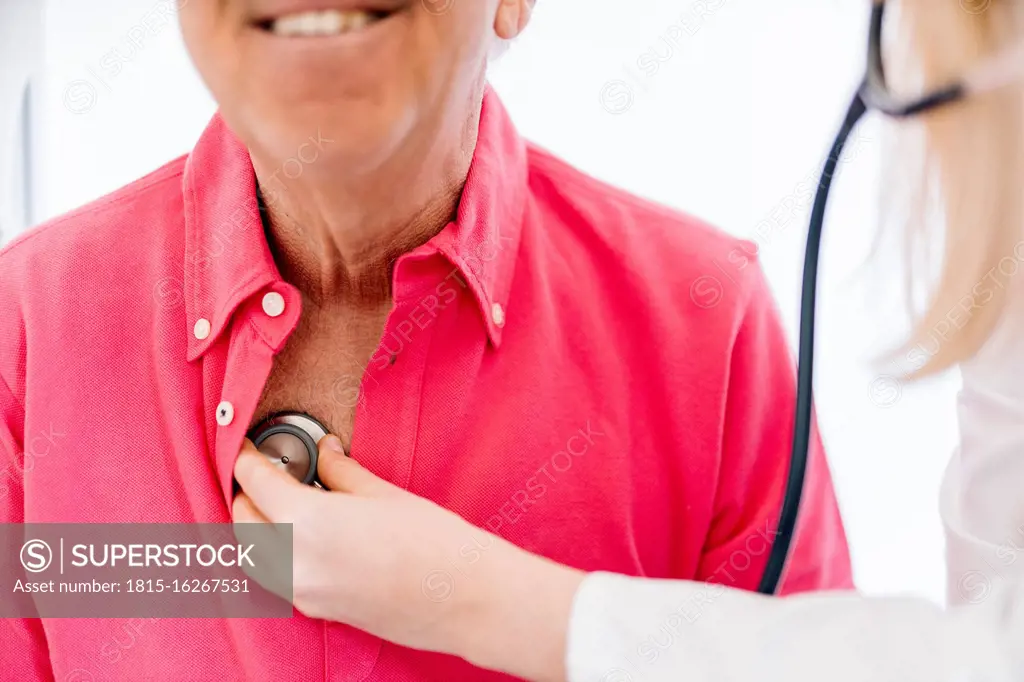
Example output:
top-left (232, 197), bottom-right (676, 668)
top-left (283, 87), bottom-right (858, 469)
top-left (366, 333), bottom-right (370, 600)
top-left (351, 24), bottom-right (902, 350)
top-left (565, 309), bottom-right (1024, 681)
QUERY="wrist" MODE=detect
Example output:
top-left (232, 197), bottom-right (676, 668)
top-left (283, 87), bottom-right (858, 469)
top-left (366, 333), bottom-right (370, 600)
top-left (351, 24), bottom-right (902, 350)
top-left (455, 537), bottom-right (586, 682)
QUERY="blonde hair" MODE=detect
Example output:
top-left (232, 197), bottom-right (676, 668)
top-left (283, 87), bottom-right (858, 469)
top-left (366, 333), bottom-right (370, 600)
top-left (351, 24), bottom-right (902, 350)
top-left (889, 0), bottom-right (1024, 376)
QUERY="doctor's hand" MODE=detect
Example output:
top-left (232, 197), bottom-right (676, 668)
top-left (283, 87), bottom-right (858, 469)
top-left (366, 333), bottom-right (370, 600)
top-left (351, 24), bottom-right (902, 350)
top-left (231, 437), bottom-right (584, 682)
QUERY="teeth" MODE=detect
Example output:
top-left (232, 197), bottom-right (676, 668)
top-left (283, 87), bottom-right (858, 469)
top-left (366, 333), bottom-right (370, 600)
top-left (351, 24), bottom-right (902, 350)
top-left (270, 10), bottom-right (376, 37)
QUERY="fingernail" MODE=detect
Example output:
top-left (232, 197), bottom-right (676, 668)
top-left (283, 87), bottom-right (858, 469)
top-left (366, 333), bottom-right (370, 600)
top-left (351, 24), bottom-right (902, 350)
top-left (324, 435), bottom-right (346, 453)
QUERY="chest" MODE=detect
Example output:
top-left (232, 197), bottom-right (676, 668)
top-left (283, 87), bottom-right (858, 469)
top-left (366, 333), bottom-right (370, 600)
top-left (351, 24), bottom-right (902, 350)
top-left (28, 290), bottom-right (692, 574)
top-left (250, 300), bottom-right (391, 447)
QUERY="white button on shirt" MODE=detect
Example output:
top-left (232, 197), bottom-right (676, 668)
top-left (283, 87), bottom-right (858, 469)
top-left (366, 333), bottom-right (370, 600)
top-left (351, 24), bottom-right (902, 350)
top-left (491, 303), bottom-right (505, 327)
top-left (193, 318), bottom-right (211, 340)
top-left (215, 401), bottom-right (234, 426)
top-left (262, 292), bottom-right (285, 318)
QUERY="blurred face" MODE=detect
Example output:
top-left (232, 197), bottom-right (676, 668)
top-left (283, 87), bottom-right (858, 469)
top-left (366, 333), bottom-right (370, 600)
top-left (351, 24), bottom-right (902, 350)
top-left (179, 0), bottom-right (525, 172)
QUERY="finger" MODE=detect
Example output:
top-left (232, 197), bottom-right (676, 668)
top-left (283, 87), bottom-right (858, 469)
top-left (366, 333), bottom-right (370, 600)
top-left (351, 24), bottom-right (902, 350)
top-left (232, 492), bottom-right (270, 525)
top-left (231, 512), bottom-right (293, 606)
top-left (317, 435), bottom-right (398, 496)
top-left (231, 493), bottom-right (285, 592)
top-left (234, 439), bottom-right (310, 522)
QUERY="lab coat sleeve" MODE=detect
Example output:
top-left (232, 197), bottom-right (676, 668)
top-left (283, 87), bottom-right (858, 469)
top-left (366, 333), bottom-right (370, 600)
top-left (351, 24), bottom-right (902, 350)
top-left (565, 570), bottom-right (1023, 682)
top-left (944, 300), bottom-right (1024, 610)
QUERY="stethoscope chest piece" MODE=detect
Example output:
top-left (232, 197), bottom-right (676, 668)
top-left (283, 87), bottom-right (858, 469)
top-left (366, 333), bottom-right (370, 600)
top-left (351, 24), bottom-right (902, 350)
top-left (247, 412), bottom-right (332, 490)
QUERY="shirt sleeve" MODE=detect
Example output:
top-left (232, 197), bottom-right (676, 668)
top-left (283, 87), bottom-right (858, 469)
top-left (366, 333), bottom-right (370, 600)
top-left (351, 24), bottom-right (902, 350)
top-left (0, 271), bottom-right (54, 679)
top-left (695, 260), bottom-right (853, 594)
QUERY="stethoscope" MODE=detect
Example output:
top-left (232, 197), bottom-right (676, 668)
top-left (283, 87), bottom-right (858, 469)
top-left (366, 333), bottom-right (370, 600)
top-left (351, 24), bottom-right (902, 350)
top-left (757, 0), bottom-right (979, 594)
top-left (248, 412), bottom-right (332, 489)
top-left (244, 0), bottom-right (978, 596)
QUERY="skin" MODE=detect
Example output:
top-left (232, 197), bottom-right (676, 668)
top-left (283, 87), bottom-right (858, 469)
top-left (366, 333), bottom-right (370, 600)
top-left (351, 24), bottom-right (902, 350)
top-left (187, 0), bottom-right (577, 678)
top-left (178, 0), bottom-right (536, 306)
top-left (234, 442), bottom-right (584, 681)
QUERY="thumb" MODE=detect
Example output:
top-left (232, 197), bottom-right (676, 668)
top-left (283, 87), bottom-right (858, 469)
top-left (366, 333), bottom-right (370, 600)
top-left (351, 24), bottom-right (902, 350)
top-left (317, 435), bottom-right (398, 496)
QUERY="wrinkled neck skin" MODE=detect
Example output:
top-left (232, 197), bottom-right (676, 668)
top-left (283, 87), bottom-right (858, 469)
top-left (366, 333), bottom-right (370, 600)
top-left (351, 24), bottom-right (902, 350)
top-left (251, 93), bottom-right (483, 313)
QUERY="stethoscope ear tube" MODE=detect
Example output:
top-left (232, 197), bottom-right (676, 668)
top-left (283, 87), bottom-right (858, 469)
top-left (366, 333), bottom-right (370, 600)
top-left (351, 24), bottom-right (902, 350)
top-left (757, 94), bottom-right (869, 595)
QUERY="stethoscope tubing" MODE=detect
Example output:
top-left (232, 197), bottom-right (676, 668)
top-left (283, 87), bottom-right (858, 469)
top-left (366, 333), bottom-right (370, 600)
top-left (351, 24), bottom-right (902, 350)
top-left (758, 0), bottom-right (974, 593)
top-left (756, 93), bottom-right (869, 595)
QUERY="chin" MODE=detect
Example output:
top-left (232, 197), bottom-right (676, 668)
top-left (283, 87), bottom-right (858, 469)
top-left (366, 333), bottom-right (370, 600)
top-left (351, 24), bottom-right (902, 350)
top-left (235, 97), bottom-right (416, 178)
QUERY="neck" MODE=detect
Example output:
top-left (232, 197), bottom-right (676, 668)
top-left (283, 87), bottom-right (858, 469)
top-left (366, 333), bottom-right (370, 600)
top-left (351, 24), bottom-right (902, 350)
top-left (253, 102), bottom-right (481, 310)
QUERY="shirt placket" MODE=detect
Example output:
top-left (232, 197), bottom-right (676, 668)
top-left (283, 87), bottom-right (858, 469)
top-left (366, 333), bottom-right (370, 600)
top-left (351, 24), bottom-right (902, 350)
top-left (322, 261), bottom-right (443, 682)
top-left (193, 280), bottom-right (312, 676)
top-left (209, 284), bottom-right (303, 504)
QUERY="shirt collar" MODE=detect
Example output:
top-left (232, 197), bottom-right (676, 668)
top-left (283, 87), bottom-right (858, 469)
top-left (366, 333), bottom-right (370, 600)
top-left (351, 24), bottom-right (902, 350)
top-left (428, 86), bottom-right (528, 347)
top-left (181, 84), bottom-right (527, 360)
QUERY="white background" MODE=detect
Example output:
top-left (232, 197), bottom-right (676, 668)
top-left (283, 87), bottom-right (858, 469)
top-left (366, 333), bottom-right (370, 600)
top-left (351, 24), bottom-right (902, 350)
top-left (0, 0), bottom-right (960, 604)
top-left (0, 0), bottom-right (42, 240)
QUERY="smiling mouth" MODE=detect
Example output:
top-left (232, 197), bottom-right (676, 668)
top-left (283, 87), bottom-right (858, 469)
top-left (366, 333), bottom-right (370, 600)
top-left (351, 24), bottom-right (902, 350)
top-left (255, 9), bottom-right (399, 37)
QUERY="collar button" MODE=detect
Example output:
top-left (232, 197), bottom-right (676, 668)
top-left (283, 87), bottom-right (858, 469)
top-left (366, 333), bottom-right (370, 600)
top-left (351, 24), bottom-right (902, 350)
top-left (193, 318), bottom-right (212, 340)
top-left (262, 292), bottom-right (286, 318)
top-left (491, 303), bottom-right (505, 327)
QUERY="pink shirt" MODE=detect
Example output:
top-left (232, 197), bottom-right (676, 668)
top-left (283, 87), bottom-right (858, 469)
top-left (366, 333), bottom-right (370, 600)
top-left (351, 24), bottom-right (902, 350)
top-left (0, 88), bottom-right (852, 681)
